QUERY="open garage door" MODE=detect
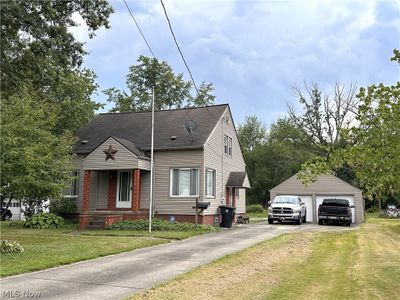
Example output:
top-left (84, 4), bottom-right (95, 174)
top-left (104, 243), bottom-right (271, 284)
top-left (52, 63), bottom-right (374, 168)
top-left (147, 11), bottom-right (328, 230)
top-left (299, 195), bottom-right (313, 222)
top-left (316, 195), bottom-right (355, 223)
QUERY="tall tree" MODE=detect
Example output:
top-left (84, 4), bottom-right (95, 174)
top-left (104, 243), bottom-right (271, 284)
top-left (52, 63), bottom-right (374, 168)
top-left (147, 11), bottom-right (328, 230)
top-left (238, 115), bottom-right (266, 152)
top-left (238, 117), bottom-right (313, 205)
top-left (105, 55), bottom-right (215, 112)
top-left (288, 82), bottom-right (357, 157)
top-left (299, 50), bottom-right (400, 211)
top-left (1, 86), bottom-right (75, 216)
top-left (1, 0), bottom-right (113, 131)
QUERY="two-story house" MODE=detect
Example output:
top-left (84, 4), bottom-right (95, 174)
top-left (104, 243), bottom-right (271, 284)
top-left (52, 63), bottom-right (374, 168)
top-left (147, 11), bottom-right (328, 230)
top-left (71, 104), bottom-right (250, 229)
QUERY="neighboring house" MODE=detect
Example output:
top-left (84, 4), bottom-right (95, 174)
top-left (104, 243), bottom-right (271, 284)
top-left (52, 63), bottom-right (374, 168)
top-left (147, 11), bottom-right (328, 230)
top-left (71, 104), bottom-right (250, 229)
top-left (270, 174), bottom-right (364, 224)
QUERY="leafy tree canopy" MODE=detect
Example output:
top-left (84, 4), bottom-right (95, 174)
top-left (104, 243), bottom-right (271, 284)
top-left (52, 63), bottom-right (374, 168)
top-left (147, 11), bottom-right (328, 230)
top-left (0, 86), bottom-right (75, 203)
top-left (238, 117), bottom-right (313, 205)
top-left (105, 55), bottom-right (215, 112)
top-left (238, 115), bottom-right (267, 152)
top-left (1, 0), bottom-right (113, 98)
top-left (1, 0), bottom-right (113, 132)
top-left (299, 50), bottom-right (400, 210)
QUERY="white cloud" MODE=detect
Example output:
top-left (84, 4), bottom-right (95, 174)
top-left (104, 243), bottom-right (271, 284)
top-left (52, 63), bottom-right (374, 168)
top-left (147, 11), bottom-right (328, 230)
top-left (70, 0), bottom-right (399, 124)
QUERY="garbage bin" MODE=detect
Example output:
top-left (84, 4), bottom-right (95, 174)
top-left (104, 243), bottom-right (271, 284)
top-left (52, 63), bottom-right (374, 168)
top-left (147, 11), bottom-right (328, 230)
top-left (219, 205), bottom-right (236, 228)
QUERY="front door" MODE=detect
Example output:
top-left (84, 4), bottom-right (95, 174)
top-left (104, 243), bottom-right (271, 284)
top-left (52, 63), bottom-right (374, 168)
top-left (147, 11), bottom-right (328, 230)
top-left (116, 171), bottom-right (132, 208)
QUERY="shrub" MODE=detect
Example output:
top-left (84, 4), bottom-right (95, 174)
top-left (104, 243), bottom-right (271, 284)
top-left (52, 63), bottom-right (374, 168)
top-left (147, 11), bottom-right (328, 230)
top-left (24, 213), bottom-right (64, 229)
top-left (246, 204), bottom-right (265, 213)
top-left (366, 206), bottom-right (379, 213)
top-left (50, 197), bottom-right (77, 214)
top-left (1, 240), bottom-right (24, 253)
top-left (109, 219), bottom-right (219, 232)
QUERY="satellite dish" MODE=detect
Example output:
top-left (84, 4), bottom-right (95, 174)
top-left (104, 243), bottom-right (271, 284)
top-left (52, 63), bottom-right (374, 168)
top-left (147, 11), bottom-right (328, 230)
top-left (184, 120), bottom-right (198, 142)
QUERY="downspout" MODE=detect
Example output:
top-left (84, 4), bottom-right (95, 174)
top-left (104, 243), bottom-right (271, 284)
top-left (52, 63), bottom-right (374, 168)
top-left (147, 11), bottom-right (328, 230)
top-left (221, 116), bottom-right (224, 204)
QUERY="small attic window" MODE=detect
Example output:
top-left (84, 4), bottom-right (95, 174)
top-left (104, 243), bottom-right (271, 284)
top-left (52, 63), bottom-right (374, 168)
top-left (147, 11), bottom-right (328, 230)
top-left (81, 140), bottom-right (88, 144)
top-left (225, 114), bottom-right (230, 125)
top-left (170, 136), bottom-right (177, 141)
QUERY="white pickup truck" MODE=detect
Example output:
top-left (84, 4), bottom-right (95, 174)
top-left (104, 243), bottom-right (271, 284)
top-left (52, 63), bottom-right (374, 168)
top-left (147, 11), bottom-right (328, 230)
top-left (268, 195), bottom-right (307, 225)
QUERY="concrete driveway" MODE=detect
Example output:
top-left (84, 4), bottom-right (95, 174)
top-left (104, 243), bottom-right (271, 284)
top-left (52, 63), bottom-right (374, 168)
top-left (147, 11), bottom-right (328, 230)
top-left (0, 222), bottom-right (358, 300)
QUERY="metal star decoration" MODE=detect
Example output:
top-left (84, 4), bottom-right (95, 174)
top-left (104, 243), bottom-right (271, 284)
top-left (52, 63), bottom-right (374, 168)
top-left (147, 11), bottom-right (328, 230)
top-left (103, 144), bottom-right (118, 161)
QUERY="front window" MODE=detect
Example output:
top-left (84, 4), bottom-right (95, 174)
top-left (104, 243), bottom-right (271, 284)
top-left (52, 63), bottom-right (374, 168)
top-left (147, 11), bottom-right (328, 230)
top-left (206, 168), bottom-right (216, 197)
top-left (171, 168), bottom-right (199, 196)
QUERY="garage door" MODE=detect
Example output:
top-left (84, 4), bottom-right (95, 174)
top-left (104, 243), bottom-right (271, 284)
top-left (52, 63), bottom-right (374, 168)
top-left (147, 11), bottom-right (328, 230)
top-left (299, 195), bottom-right (313, 222)
top-left (316, 195), bottom-right (355, 223)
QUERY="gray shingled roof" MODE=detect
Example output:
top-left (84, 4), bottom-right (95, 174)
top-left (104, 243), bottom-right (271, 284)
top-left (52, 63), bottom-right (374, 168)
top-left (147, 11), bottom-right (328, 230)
top-left (75, 104), bottom-right (228, 154)
top-left (226, 172), bottom-right (247, 187)
top-left (113, 137), bottom-right (149, 159)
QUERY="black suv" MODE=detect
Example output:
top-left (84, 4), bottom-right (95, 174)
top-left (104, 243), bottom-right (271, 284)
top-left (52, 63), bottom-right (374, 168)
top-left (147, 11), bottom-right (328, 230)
top-left (0, 207), bottom-right (12, 221)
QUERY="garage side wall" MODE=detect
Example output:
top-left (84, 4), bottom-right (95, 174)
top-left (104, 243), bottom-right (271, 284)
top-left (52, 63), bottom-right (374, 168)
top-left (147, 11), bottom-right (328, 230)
top-left (270, 174), bottom-right (364, 223)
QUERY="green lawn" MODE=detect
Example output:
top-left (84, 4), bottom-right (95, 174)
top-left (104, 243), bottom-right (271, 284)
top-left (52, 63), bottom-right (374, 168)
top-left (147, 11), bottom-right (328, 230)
top-left (246, 211), bottom-right (267, 219)
top-left (132, 214), bottom-right (400, 300)
top-left (0, 221), bottom-right (209, 277)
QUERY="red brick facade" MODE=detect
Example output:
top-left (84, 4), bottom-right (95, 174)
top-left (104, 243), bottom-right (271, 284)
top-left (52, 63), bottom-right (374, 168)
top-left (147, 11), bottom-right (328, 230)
top-left (79, 215), bottom-right (93, 230)
top-left (105, 215), bottom-right (123, 227)
top-left (107, 171), bottom-right (117, 210)
top-left (132, 169), bottom-right (141, 211)
top-left (155, 214), bottom-right (218, 225)
top-left (82, 170), bottom-right (91, 212)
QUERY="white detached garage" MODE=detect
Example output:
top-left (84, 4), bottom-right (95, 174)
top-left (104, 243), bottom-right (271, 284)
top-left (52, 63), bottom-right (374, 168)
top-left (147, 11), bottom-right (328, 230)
top-left (270, 174), bottom-right (364, 224)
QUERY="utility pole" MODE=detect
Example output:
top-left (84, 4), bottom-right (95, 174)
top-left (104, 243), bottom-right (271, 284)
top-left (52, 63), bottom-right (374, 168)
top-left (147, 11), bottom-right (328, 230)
top-left (149, 87), bottom-right (155, 233)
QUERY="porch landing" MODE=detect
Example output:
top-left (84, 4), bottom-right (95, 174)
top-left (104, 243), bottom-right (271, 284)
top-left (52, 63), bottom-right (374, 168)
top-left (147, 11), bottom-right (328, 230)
top-left (79, 211), bottom-right (149, 230)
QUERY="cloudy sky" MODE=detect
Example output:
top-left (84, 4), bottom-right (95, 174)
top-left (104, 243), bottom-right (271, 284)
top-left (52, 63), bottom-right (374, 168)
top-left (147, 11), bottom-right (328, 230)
top-left (74, 0), bottom-right (399, 126)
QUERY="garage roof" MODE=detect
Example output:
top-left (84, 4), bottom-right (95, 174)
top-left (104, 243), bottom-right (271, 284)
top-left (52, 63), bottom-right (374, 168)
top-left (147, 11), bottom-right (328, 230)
top-left (270, 174), bottom-right (362, 194)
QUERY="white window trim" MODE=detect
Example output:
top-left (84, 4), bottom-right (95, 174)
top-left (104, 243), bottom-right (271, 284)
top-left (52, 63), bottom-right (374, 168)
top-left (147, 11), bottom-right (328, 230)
top-left (224, 134), bottom-right (232, 157)
top-left (205, 168), bottom-right (216, 198)
top-left (235, 188), bottom-right (240, 199)
top-left (169, 167), bottom-right (199, 198)
top-left (116, 170), bottom-right (132, 208)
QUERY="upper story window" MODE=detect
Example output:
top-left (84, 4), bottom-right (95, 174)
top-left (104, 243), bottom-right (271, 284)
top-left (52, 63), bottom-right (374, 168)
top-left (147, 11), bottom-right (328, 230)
top-left (205, 168), bottom-right (216, 197)
top-left (170, 168), bottom-right (199, 197)
top-left (224, 135), bottom-right (232, 156)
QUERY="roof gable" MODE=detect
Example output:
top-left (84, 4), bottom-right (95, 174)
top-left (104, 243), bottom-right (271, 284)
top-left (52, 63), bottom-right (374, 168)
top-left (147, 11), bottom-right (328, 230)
top-left (75, 104), bottom-right (228, 154)
top-left (83, 137), bottom-right (147, 170)
top-left (271, 173), bottom-right (362, 194)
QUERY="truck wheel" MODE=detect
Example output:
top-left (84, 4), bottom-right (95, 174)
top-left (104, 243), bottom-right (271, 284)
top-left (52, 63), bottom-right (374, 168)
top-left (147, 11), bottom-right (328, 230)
top-left (346, 222), bottom-right (351, 227)
top-left (4, 214), bottom-right (11, 221)
top-left (296, 215), bottom-right (301, 225)
top-left (318, 219), bottom-right (323, 225)
top-left (302, 213), bottom-right (307, 223)
top-left (268, 218), bottom-right (274, 224)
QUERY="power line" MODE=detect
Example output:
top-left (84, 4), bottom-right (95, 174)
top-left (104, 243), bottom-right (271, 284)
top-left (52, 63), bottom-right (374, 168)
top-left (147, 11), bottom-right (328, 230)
top-left (122, 0), bottom-right (156, 59)
top-left (159, 0), bottom-right (199, 95)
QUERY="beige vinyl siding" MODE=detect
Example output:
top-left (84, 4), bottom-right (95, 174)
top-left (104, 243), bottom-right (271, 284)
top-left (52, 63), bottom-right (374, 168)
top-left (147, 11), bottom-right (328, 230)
top-left (236, 189), bottom-right (246, 214)
top-left (87, 171), bottom-right (109, 210)
top-left (203, 108), bottom-right (247, 215)
top-left (140, 170), bottom-right (150, 209)
top-left (153, 150), bottom-right (203, 215)
top-left (83, 137), bottom-right (138, 170)
top-left (270, 174), bottom-right (364, 223)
